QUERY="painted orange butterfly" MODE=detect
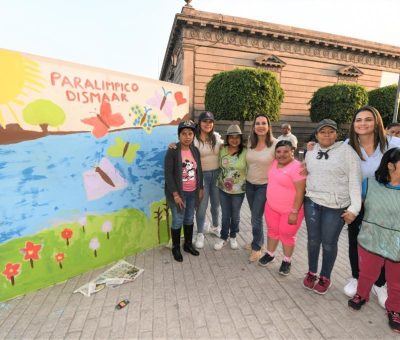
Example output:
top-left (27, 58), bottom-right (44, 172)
top-left (81, 99), bottom-right (125, 138)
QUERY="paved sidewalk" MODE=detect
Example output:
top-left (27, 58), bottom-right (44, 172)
top-left (0, 200), bottom-right (396, 339)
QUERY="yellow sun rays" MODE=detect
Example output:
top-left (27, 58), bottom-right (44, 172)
top-left (0, 49), bottom-right (45, 128)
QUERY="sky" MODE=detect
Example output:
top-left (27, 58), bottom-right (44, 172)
top-left (0, 0), bottom-right (399, 80)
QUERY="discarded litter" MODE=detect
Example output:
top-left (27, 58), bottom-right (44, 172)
top-left (115, 299), bottom-right (130, 310)
top-left (73, 260), bottom-right (144, 297)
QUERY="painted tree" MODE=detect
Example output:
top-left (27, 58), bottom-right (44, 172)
top-left (154, 207), bottom-right (163, 244)
top-left (163, 202), bottom-right (171, 241)
top-left (23, 99), bottom-right (66, 133)
top-left (205, 68), bottom-right (284, 131)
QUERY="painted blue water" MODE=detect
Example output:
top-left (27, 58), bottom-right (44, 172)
top-left (0, 126), bottom-right (177, 244)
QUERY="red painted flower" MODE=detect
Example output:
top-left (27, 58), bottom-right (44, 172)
top-left (2, 263), bottom-right (21, 285)
top-left (54, 253), bottom-right (65, 269)
top-left (61, 228), bottom-right (73, 246)
top-left (22, 241), bottom-right (42, 268)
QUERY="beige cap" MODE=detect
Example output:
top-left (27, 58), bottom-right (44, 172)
top-left (226, 124), bottom-right (242, 135)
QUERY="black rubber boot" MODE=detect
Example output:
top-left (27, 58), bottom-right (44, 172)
top-left (183, 224), bottom-right (200, 256)
top-left (171, 228), bottom-right (183, 262)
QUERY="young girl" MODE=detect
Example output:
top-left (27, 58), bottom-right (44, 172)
top-left (348, 147), bottom-right (400, 333)
top-left (214, 125), bottom-right (247, 251)
top-left (258, 140), bottom-right (306, 275)
top-left (164, 121), bottom-right (204, 262)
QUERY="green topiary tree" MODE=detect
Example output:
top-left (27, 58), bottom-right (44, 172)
top-left (309, 84), bottom-right (368, 124)
top-left (204, 68), bottom-right (284, 130)
top-left (368, 84), bottom-right (398, 126)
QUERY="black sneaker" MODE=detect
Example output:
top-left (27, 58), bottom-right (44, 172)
top-left (258, 253), bottom-right (275, 267)
top-left (348, 294), bottom-right (366, 310)
top-left (387, 311), bottom-right (400, 333)
top-left (279, 261), bottom-right (291, 276)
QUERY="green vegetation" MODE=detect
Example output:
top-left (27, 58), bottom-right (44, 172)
top-left (309, 84), bottom-right (368, 124)
top-left (368, 84), bottom-right (398, 126)
top-left (205, 68), bottom-right (284, 130)
top-left (0, 201), bottom-right (171, 302)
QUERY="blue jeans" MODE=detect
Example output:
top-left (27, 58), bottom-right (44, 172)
top-left (304, 197), bottom-right (345, 279)
top-left (246, 181), bottom-right (267, 251)
top-left (219, 189), bottom-right (245, 240)
top-left (196, 169), bottom-right (220, 233)
top-left (170, 191), bottom-right (196, 230)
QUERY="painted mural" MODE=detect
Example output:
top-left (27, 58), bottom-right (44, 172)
top-left (0, 49), bottom-right (188, 301)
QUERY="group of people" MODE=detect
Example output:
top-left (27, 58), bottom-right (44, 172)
top-left (164, 107), bottom-right (400, 333)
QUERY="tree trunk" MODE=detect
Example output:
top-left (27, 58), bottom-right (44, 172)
top-left (39, 124), bottom-right (48, 133)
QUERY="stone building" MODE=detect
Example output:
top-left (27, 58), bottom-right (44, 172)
top-left (159, 2), bottom-right (400, 142)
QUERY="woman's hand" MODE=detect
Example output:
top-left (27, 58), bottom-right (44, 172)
top-left (299, 163), bottom-right (308, 177)
top-left (168, 142), bottom-right (177, 149)
top-left (198, 189), bottom-right (204, 202)
top-left (288, 212), bottom-right (298, 225)
top-left (173, 194), bottom-right (185, 210)
top-left (306, 141), bottom-right (316, 151)
top-left (341, 210), bottom-right (356, 224)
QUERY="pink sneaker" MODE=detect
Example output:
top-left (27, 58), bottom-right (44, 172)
top-left (303, 272), bottom-right (318, 290)
top-left (313, 276), bottom-right (332, 295)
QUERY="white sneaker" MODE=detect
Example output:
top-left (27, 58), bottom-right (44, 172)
top-left (214, 239), bottom-right (226, 251)
top-left (343, 278), bottom-right (358, 297)
top-left (230, 237), bottom-right (238, 250)
top-left (209, 226), bottom-right (221, 237)
top-left (372, 284), bottom-right (388, 309)
top-left (195, 233), bottom-right (204, 249)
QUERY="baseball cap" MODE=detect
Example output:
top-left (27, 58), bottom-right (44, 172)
top-left (178, 120), bottom-right (196, 134)
top-left (316, 119), bottom-right (338, 132)
top-left (198, 111), bottom-right (215, 122)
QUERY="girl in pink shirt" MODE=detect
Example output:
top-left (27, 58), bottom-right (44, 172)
top-left (258, 140), bottom-right (306, 275)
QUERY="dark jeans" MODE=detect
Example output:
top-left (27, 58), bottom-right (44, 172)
top-left (245, 181), bottom-right (267, 251)
top-left (348, 204), bottom-right (386, 286)
top-left (170, 191), bottom-right (196, 230)
top-left (304, 197), bottom-right (345, 279)
top-left (219, 189), bottom-right (245, 240)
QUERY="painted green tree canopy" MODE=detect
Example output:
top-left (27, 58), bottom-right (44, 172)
top-left (309, 84), bottom-right (368, 124)
top-left (205, 68), bottom-right (284, 128)
top-left (23, 99), bottom-right (66, 132)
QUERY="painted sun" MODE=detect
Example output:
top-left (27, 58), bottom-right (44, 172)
top-left (0, 49), bottom-right (45, 128)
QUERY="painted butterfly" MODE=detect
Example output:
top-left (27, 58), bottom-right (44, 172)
top-left (146, 87), bottom-right (175, 119)
top-left (131, 105), bottom-right (158, 134)
top-left (107, 137), bottom-right (140, 164)
top-left (82, 157), bottom-right (128, 201)
top-left (81, 99), bottom-right (125, 138)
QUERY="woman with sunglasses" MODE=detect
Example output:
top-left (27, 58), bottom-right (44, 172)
top-left (302, 119), bottom-right (362, 295)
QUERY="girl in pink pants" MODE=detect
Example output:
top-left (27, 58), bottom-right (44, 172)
top-left (258, 140), bottom-right (306, 275)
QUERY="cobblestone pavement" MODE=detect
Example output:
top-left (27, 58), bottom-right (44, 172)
top-left (0, 200), bottom-right (396, 339)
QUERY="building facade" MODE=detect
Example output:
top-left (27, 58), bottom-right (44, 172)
top-left (160, 3), bottom-right (400, 140)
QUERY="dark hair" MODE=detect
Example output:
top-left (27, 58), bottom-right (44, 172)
top-left (195, 117), bottom-right (217, 150)
top-left (375, 147), bottom-right (400, 184)
top-left (386, 122), bottom-right (400, 129)
top-left (249, 114), bottom-right (274, 149)
top-left (225, 134), bottom-right (245, 156)
top-left (349, 106), bottom-right (387, 160)
top-left (275, 140), bottom-right (295, 151)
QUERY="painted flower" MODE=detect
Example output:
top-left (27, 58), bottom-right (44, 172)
top-left (2, 263), bottom-right (21, 286)
top-left (61, 228), bottom-right (73, 246)
top-left (89, 238), bottom-right (100, 257)
top-left (22, 241), bottom-right (42, 268)
top-left (101, 221), bottom-right (112, 239)
top-left (79, 216), bottom-right (87, 233)
top-left (54, 252), bottom-right (65, 269)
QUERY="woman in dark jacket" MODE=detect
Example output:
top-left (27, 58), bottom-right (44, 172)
top-left (164, 120), bottom-right (204, 262)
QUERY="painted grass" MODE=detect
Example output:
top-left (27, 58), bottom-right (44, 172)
top-left (0, 201), bottom-right (170, 302)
